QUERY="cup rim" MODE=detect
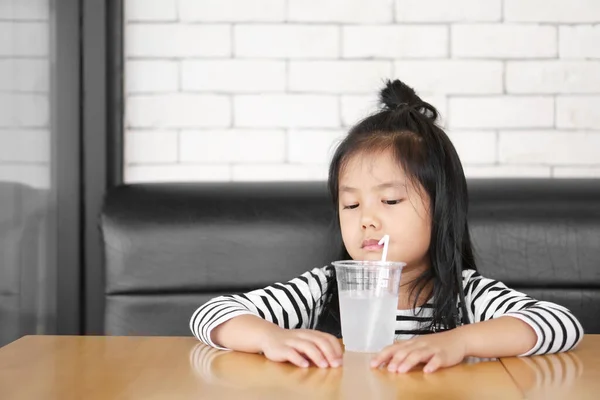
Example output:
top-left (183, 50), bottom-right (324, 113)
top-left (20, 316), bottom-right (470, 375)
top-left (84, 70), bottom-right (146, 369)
top-left (331, 260), bottom-right (406, 269)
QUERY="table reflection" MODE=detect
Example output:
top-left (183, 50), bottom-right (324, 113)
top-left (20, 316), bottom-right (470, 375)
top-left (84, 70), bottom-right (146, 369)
top-left (189, 344), bottom-right (344, 398)
top-left (188, 344), bottom-right (511, 400)
top-left (503, 351), bottom-right (585, 398)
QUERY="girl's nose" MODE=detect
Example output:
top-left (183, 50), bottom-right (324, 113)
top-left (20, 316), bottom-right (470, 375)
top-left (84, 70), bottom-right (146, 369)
top-left (361, 212), bottom-right (381, 230)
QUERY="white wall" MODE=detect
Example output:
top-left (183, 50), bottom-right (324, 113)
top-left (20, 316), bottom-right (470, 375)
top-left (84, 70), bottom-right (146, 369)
top-left (124, 0), bottom-right (600, 183)
top-left (0, 0), bottom-right (50, 189)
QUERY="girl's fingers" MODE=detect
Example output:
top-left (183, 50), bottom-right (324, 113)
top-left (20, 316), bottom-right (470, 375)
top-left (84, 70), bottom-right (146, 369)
top-left (371, 341), bottom-right (413, 368)
top-left (306, 335), bottom-right (342, 367)
top-left (289, 339), bottom-right (329, 368)
top-left (423, 355), bottom-right (442, 373)
top-left (318, 332), bottom-right (344, 359)
top-left (386, 349), bottom-right (412, 372)
top-left (284, 348), bottom-right (310, 368)
top-left (396, 348), bottom-right (435, 373)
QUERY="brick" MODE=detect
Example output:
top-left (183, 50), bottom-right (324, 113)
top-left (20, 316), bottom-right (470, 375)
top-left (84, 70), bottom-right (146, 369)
top-left (0, 22), bottom-right (48, 56)
top-left (553, 167), bottom-right (600, 178)
top-left (125, 130), bottom-right (178, 163)
top-left (394, 61), bottom-right (503, 94)
top-left (506, 61), bottom-right (600, 94)
top-left (499, 131), bottom-right (600, 165)
top-left (449, 97), bottom-right (554, 129)
top-left (0, 0), bottom-right (49, 20)
top-left (232, 164), bottom-right (328, 181)
top-left (179, 0), bottom-right (285, 22)
top-left (126, 60), bottom-right (178, 93)
top-left (0, 59), bottom-right (48, 92)
top-left (505, 0), bottom-right (600, 23)
top-left (180, 129), bottom-right (286, 163)
top-left (341, 95), bottom-right (380, 127)
top-left (181, 60), bottom-right (285, 92)
top-left (127, 94), bottom-right (231, 128)
top-left (288, 0), bottom-right (392, 23)
top-left (125, 165), bottom-right (231, 183)
top-left (0, 164), bottom-right (50, 189)
top-left (234, 95), bottom-right (339, 128)
top-left (395, 0), bottom-right (501, 22)
top-left (462, 165), bottom-right (551, 178)
top-left (560, 26), bottom-right (600, 59)
top-left (234, 25), bottom-right (338, 59)
top-left (126, 24), bottom-right (230, 58)
top-left (0, 94), bottom-right (49, 127)
top-left (125, 0), bottom-right (177, 21)
top-left (0, 129), bottom-right (49, 162)
top-left (289, 61), bottom-right (392, 94)
top-left (343, 26), bottom-right (447, 58)
top-left (452, 24), bottom-right (556, 59)
top-left (287, 129), bottom-right (346, 164)
top-left (446, 130), bottom-right (497, 164)
top-left (556, 96), bottom-right (600, 129)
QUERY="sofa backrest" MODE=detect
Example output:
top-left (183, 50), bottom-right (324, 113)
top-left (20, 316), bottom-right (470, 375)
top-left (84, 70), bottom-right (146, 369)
top-left (100, 179), bottom-right (600, 336)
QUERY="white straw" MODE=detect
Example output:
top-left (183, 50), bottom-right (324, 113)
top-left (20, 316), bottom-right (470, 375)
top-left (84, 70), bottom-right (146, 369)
top-left (378, 235), bottom-right (389, 262)
top-left (366, 234), bottom-right (390, 351)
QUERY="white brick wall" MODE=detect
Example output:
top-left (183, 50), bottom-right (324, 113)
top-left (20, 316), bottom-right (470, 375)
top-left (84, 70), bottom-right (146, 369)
top-left (0, 1), bottom-right (51, 189)
top-left (505, 0), bottom-right (600, 23)
top-left (394, 61), bottom-right (503, 94)
top-left (452, 25), bottom-right (556, 59)
top-left (181, 60), bottom-right (286, 92)
top-left (289, 61), bottom-right (392, 93)
top-left (395, 0), bottom-right (502, 22)
top-left (560, 26), bottom-right (600, 59)
top-left (124, 0), bottom-right (600, 182)
top-left (127, 24), bottom-right (231, 58)
top-left (234, 95), bottom-right (339, 128)
top-left (127, 94), bottom-right (231, 128)
top-left (234, 25), bottom-right (339, 59)
top-left (180, 129), bottom-right (286, 163)
top-left (343, 26), bottom-right (447, 59)
top-left (506, 62), bottom-right (600, 93)
top-left (180, 0), bottom-right (285, 22)
top-left (288, 0), bottom-right (393, 23)
top-left (449, 97), bottom-right (554, 129)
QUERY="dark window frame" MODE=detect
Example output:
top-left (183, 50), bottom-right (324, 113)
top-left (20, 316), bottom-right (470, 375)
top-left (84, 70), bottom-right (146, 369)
top-left (53, 0), bottom-right (123, 335)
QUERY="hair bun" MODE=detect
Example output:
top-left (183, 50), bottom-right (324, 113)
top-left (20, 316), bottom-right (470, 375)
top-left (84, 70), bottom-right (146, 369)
top-left (379, 79), bottom-right (438, 122)
top-left (379, 79), bottom-right (421, 110)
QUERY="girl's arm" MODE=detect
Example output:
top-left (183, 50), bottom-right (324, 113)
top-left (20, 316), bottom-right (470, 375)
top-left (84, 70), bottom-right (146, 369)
top-left (370, 270), bottom-right (584, 373)
top-left (189, 266), bottom-right (334, 349)
top-left (462, 269), bottom-right (584, 356)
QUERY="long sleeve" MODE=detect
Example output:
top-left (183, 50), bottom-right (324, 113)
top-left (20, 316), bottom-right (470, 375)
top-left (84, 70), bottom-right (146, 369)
top-left (189, 266), bottom-right (334, 349)
top-left (462, 269), bottom-right (584, 356)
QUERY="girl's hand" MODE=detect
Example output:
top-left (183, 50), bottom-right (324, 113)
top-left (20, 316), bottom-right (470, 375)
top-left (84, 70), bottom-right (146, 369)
top-left (260, 328), bottom-right (343, 369)
top-left (370, 330), bottom-right (467, 373)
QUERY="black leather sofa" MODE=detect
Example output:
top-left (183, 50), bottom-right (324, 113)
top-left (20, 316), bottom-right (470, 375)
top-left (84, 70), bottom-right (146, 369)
top-left (99, 179), bottom-right (600, 337)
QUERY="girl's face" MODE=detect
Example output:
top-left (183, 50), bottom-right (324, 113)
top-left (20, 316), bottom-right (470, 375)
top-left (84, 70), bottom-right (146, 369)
top-left (338, 148), bottom-right (432, 270)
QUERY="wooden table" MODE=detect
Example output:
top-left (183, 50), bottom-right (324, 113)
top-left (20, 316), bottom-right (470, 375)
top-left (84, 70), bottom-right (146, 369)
top-left (0, 335), bottom-right (598, 399)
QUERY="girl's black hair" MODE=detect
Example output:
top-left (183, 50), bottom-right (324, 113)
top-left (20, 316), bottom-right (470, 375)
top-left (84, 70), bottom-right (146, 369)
top-left (315, 79), bottom-right (476, 337)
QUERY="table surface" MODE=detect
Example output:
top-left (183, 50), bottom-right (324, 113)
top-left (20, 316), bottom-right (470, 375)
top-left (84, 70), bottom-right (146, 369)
top-left (0, 335), bottom-right (598, 400)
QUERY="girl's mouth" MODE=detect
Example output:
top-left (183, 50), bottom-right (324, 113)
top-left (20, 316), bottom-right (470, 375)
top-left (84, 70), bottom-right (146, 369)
top-left (362, 239), bottom-right (383, 251)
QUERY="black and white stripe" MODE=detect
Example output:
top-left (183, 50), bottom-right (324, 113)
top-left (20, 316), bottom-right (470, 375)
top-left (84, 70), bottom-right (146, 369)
top-left (462, 269), bottom-right (583, 355)
top-left (190, 267), bottom-right (584, 355)
top-left (190, 266), bottom-right (332, 349)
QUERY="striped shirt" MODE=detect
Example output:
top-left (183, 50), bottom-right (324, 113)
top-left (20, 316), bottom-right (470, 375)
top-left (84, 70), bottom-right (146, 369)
top-left (190, 267), bottom-right (584, 356)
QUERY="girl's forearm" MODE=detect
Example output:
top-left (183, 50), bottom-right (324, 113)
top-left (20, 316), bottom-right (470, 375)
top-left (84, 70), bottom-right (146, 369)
top-left (210, 314), bottom-right (283, 353)
top-left (454, 316), bottom-right (538, 358)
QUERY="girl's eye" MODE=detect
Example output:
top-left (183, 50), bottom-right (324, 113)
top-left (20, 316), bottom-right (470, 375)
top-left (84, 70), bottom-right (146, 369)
top-left (343, 204), bottom-right (359, 210)
top-left (383, 200), bottom-right (402, 205)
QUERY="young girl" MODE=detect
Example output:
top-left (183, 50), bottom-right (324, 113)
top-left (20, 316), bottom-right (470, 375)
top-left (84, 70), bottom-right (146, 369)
top-left (190, 79), bottom-right (584, 374)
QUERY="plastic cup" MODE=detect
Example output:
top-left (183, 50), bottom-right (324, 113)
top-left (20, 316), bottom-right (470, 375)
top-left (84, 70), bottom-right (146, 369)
top-left (332, 260), bottom-right (405, 353)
